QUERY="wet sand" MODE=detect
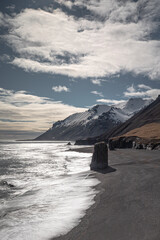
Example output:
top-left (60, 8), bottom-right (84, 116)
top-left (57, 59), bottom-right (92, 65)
top-left (52, 148), bottom-right (160, 240)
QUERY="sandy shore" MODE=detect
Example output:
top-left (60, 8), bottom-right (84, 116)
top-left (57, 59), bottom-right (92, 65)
top-left (52, 148), bottom-right (160, 240)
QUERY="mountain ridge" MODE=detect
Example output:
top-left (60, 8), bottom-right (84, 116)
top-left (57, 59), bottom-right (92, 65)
top-left (75, 95), bottom-right (160, 146)
top-left (35, 98), bottom-right (152, 141)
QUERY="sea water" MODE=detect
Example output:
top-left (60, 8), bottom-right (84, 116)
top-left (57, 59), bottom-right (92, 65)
top-left (0, 141), bottom-right (99, 240)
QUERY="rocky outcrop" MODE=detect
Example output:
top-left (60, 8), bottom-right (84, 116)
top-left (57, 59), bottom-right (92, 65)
top-left (109, 137), bottom-right (136, 149)
top-left (108, 136), bottom-right (160, 150)
top-left (90, 142), bottom-right (108, 170)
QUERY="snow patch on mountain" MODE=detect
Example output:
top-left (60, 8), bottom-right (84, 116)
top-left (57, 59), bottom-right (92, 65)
top-left (53, 105), bottom-right (111, 128)
top-left (107, 107), bottom-right (130, 123)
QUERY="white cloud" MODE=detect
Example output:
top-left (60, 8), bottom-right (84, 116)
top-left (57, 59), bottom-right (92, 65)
top-left (124, 84), bottom-right (160, 99)
top-left (90, 79), bottom-right (105, 86)
top-left (56, 0), bottom-right (73, 9)
top-left (138, 84), bottom-right (152, 90)
top-left (126, 84), bottom-right (135, 93)
top-left (0, 88), bottom-right (86, 134)
top-left (69, 0), bottom-right (160, 24)
top-left (1, 0), bottom-right (160, 79)
top-left (91, 91), bottom-right (103, 97)
top-left (97, 98), bottom-right (126, 105)
top-left (91, 79), bottom-right (101, 86)
top-left (52, 85), bottom-right (70, 92)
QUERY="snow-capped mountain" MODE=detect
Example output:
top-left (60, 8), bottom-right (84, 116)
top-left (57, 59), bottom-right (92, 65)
top-left (35, 98), bottom-right (152, 141)
top-left (119, 98), bottom-right (152, 115)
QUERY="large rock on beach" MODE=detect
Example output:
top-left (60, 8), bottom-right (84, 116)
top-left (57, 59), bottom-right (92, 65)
top-left (90, 142), bottom-right (108, 170)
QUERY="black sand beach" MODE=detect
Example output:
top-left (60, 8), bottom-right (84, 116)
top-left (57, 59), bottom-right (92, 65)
top-left (52, 148), bottom-right (160, 240)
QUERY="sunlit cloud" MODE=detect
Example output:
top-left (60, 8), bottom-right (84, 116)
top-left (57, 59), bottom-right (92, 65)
top-left (52, 85), bottom-right (70, 92)
top-left (0, 0), bottom-right (160, 79)
top-left (0, 88), bottom-right (86, 135)
top-left (97, 98), bottom-right (126, 105)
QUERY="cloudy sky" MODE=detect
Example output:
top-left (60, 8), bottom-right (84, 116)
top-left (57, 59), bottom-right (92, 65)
top-left (0, 0), bottom-right (160, 139)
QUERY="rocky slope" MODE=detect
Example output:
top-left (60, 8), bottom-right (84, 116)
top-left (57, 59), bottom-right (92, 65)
top-left (35, 98), bottom-right (151, 141)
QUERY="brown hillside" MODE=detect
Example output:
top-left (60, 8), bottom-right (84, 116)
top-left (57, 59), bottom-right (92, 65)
top-left (121, 123), bottom-right (160, 140)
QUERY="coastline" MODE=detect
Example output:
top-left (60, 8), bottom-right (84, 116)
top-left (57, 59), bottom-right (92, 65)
top-left (68, 146), bottom-right (94, 153)
top-left (52, 148), bottom-right (160, 240)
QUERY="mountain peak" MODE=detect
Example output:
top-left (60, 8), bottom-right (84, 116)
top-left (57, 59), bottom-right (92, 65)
top-left (35, 97), bottom-right (152, 141)
top-left (122, 98), bottom-right (152, 114)
top-left (89, 104), bottom-right (110, 115)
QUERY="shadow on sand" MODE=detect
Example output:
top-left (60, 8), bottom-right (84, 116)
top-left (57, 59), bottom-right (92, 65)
top-left (91, 166), bottom-right (116, 174)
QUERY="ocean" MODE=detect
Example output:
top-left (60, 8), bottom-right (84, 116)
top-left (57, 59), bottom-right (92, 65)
top-left (0, 141), bottom-right (99, 240)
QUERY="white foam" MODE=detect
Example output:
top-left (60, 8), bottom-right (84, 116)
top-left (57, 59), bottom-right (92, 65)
top-left (0, 142), bottom-right (99, 240)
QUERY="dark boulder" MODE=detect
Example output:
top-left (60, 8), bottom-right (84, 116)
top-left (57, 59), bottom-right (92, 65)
top-left (90, 142), bottom-right (108, 170)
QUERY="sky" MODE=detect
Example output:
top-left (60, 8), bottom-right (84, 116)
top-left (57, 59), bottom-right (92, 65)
top-left (0, 0), bottom-right (160, 140)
